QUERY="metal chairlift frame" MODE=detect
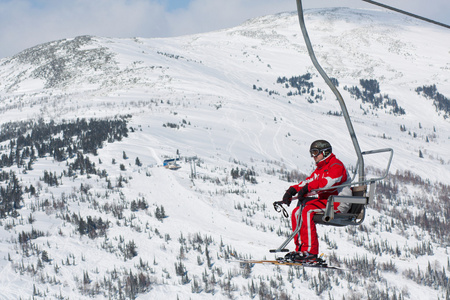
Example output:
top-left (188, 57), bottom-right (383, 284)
top-left (269, 1), bottom-right (394, 253)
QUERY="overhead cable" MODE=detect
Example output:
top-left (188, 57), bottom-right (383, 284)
top-left (362, 0), bottom-right (450, 29)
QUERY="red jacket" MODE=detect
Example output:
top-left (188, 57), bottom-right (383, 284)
top-left (291, 153), bottom-right (349, 200)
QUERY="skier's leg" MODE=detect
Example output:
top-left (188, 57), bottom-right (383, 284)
top-left (299, 199), bottom-right (327, 255)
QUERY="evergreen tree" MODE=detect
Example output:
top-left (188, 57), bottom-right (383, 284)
top-left (135, 157), bottom-right (142, 167)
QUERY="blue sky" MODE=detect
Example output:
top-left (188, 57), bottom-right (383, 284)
top-left (0, 0), bottom-right (449, 58)
top-left (164, 0), bottom-right (190, 11)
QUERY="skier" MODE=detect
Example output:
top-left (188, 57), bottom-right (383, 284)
top-left (278, 140), bottom-right (350, 263)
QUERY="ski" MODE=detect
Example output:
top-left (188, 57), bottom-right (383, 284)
top-left (233, 254), bottom-right (344, 270)
top-left (236, 259), bottom-right (342, 270)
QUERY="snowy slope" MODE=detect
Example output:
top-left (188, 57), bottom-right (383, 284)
top-left (0, 7), bottom-right (449, 300)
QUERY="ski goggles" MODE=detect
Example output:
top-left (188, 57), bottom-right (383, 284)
top-left (310, 148), bottom-right (330, 157)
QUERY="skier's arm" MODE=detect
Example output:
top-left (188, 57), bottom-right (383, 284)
top-left (282, 184), bottom-right (309, 206)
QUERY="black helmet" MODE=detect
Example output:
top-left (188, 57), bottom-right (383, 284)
top-left (309, 140), bottom-right (332, 157)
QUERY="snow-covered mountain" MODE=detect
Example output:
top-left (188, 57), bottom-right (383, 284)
top-left (0, 7), bottom-right (449, 299)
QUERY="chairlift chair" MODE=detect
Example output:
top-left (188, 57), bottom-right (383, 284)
top-left (269, 1), bottom-right (394, 253)
top-left (270, 148), bottom-right (393, 253)
top-left (269, 0), bottom-right (450, 253)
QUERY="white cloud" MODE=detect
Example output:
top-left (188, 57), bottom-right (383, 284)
top-left (163, 0), bottom-right (294, 35)
top-left (0, 0), bottom-right (168, 58)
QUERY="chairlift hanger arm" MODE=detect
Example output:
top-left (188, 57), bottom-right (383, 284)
top-left (361, 0), bottom-right (450, 29)
top-left (295, 0), bottom-right (365, 183)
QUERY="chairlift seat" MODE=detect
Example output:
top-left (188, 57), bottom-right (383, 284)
top-left (312, 184), bottom-right (375, 226)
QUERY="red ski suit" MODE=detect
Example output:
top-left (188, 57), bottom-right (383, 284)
top-left (290, 153), bottom-right (349, 254)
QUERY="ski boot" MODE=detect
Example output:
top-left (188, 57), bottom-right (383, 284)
top-left (280, 252), bottom-right (327, 266)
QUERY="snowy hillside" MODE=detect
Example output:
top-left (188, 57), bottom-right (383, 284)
top-left (0, 7), bottom-right (449, 299)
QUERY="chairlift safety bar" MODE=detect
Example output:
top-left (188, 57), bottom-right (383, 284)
top-left (312, 147), bottom-right (394, 193)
